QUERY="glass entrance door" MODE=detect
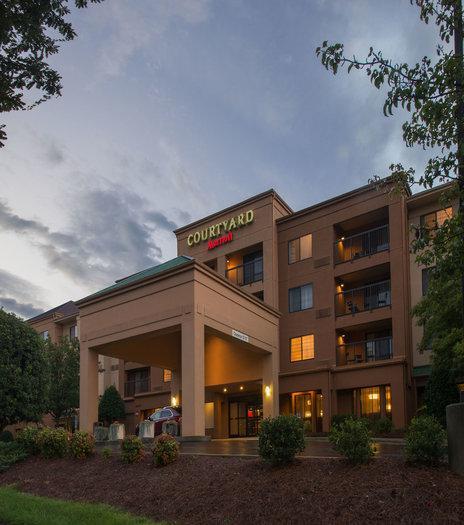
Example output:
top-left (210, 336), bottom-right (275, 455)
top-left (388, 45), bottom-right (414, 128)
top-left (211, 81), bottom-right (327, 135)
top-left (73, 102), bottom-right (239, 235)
top-left (229, 398), bottom-right (263, 437)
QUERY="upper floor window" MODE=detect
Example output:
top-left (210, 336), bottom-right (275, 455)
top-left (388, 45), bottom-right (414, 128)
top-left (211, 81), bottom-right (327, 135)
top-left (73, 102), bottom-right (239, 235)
top-left (289, 284), bottom-right (313, 313)
top-left (69, 325), bottom-right (78, 340)
top-left (422, 267), bottom-right (434, 296)
top-left (420, 207), bottom-right (453, 232)
top-left (290, 334), bottom-right (315, 362)
top-left (40, 330), bottom-right (49, 340)
top-left (163, 369), bottom-right (172, 382)
top-left (288, 234), bottom-right (312, 264)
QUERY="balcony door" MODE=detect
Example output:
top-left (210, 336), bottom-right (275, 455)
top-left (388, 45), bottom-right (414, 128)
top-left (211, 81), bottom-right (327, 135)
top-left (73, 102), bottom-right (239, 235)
top-left (242, 251), bottom-right (263, 285)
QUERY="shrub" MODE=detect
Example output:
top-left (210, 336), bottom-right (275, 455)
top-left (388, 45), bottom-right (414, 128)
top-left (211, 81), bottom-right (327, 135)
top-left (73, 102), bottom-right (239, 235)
top-left (102, 447), bottom-right (112, 459)
top-left (405, 415), bottom-right (447, 466)
top-left (16, 426), bottom-right (41, 455)
top-left (152, 434), bottom-right (179, 467)
top-left (70, 431), bottom-right (95, 459)
top-left (0, 430), bottom-right (13, 442)
top-left (258, 415), bottom-right (305, 466)
top-left (98, 385), bottom-right (126, 426)
top-left (372, 417), bottom-right (393, 435)
top-left (36, 427), bottom-right (70, 459)
top-left (121, 435), bottom-right (143, 463)
top-left (329, 417), bottom-right (374, 464)
top-left (331, 414), bottom-right (355, 428)
top-left (0, 442), bottom-right (28, 472)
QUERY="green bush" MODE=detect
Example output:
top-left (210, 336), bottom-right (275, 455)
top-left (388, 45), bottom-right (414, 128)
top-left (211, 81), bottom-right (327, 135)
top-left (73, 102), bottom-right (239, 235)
top-left (121, 435), bottom-right (143, 463)
top-left (36, 427), bottom-right (70, 459)
top-left (329, 417), bottom-right (374, 464)
top-left (70, 431), bottom-right (95, 459)
top-left (372, 417), bottom-right (393, 435)
top-left (16, 426), bottom-right (41, 455)
top-left (0, 442), bottom-right (28, 472)
top-left (98, 385), bottom-right (126, 426)
top-left (0, 430), bottom-right (13, 442)
top-left (331, 414), bottom-right (355, 428)
top-left (152, 434), bottom-right (179, 467)
top-left (258, 415), bottom-right (305, 466)
top-left (405, 415), bottom-right (447, 466)
top-left (102, 447), bottom-right (112, 459)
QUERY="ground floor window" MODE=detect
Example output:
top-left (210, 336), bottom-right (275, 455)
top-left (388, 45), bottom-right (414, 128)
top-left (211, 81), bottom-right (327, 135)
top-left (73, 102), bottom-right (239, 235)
top-left (337, 384), bottom-right (392, 421)
top-left (360, 386), bottom-right (380, 418)
top-left (292, 391), bottom-right (323, 433)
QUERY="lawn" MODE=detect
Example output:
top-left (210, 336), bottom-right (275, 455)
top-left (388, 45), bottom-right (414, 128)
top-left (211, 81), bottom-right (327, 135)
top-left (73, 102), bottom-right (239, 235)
top-left (0, 486), bottom-right (159, 525)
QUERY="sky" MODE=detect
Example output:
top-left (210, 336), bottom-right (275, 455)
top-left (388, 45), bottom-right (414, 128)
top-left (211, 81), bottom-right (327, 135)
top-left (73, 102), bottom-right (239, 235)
top-left (0, 0), bottom-right (438, 318)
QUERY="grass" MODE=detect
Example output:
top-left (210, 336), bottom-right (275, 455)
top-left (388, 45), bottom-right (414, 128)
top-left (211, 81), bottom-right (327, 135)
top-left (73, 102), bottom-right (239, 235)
top-left (0, 486), bottom-right (161, 525)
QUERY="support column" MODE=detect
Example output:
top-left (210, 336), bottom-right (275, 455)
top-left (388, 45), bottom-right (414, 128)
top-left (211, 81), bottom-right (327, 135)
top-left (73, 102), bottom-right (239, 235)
top-left (171, 369), bottom-right (181, 407)
top-left (262, 350), bottom-right (279, 418)
top-left (181, 315), bottom-right (205, 437)
top-left (79, 343), bottom-right (99, 432)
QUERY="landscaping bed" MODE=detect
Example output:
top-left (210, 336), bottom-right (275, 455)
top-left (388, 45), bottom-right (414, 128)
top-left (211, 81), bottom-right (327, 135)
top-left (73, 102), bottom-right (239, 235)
top-left (1, 454), bottom-right (464, 524)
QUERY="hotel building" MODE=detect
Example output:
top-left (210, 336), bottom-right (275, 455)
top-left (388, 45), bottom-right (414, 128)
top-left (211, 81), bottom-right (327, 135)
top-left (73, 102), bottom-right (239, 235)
top-left (28, 180), bottom-right (454, 438)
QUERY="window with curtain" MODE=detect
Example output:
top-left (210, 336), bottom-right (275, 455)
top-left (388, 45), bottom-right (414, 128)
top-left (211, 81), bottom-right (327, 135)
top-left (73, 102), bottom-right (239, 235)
top-left (288, 233), bottom-right (312, 264)
top-left (290, 334), bottom-right (315, 362)
top-left (360, 386), bottom-right (381, 418)
top-left (163, 369), bottom-right (172, 382)
top-left (289, 283), bottom-right (313, 312)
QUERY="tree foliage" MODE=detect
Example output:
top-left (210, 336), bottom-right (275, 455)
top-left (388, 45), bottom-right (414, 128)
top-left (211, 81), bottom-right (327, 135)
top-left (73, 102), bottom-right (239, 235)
top-left (45, 336), bottom-right (79, 427)
top-left (98, 385), bottom-right (125, 426)
top-left (0, 0), bottom-right (103, 147)
top-left (0, 309), bottom-right (48, 432)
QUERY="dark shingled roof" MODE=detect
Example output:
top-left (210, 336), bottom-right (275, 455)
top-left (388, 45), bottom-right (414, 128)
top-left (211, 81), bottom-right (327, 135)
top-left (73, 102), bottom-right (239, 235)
top-left (28, 300), bottom-right (78, 323)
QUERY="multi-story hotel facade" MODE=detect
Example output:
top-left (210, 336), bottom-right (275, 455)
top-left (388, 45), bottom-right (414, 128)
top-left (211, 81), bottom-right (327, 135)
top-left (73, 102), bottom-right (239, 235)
top-left (28, 180), bottom-right (455, 438)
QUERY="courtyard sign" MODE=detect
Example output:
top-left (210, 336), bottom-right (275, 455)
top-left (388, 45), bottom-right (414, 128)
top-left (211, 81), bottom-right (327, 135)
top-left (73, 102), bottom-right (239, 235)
top-left (232, 329), bottom-right (249, 343)
top-left (187, 209), bottom-right (254, 248)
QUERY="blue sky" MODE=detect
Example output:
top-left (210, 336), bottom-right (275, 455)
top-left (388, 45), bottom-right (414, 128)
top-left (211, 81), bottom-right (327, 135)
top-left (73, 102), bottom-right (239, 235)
top-left (0, 0), bottom-right (437, 317)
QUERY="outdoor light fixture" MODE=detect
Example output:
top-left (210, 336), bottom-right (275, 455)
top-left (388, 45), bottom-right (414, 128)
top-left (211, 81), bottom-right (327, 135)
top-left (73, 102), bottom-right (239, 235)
top-left (240, 385), bottom-right (244, 391)
top-left (341, 236), bottom-right (345, 241)
top-left (223, 387), bottom-right (228, 393)
top-left (264, 385), bottom-right (271, 398)
top-left (340, 283), bottom-right (344, 288)
top-left (171, 396), bottom-right (177, 406)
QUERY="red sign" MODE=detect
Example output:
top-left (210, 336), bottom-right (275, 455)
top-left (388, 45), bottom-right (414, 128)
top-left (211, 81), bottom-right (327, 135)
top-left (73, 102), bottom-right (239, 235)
top-left (208, 231), bottom-right (233, 250)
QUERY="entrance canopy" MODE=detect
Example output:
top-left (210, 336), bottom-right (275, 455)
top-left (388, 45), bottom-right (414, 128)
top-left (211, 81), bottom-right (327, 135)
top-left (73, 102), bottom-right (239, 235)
top-left (76, 256), bottom-right (280, 437)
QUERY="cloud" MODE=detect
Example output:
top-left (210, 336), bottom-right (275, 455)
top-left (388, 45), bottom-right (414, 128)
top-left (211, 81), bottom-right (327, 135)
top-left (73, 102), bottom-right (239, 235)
top-left (0, 268), bottom-right (46, 318)
top-left (144, 210), bottom-right (178, 231)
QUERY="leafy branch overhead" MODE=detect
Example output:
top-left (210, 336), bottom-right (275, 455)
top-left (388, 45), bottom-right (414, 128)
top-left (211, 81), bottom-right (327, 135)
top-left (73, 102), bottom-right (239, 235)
top-left (0, 0), bottom-right (103, 147)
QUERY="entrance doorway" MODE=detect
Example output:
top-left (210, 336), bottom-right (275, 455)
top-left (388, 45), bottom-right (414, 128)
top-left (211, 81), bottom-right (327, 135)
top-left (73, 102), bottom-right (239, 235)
top-left (229, 396), bottom-right (263, 437)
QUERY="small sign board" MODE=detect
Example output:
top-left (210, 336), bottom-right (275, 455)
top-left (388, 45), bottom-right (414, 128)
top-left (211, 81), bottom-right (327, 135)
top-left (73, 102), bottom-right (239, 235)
top-left (232, 329), bottom-right (249, 343)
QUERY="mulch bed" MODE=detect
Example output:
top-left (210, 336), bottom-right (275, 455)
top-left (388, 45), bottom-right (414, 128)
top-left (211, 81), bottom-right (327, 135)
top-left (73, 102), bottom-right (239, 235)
top-left (1, 454), bottom-right (464, 524)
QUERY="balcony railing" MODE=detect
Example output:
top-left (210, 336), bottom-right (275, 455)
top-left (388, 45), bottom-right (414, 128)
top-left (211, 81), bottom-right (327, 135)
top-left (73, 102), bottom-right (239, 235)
top-left (226, 257), bottom-right (263, 286)
top-left (124, 378), bottom-right (150, 397)
top-left (334, 224), bottom-right (389, 264)
top-left (335, 280), bottom-right (391, 316)
top-left (336, 336), bottom-right (393, 366)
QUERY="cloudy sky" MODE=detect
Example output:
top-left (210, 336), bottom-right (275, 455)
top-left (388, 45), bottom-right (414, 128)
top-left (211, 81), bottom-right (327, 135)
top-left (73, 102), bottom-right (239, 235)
top-left (0, 0), bottom-right (437, 318)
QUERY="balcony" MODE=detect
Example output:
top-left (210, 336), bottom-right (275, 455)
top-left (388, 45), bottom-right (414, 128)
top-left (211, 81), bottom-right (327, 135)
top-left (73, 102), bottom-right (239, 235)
top-left (335, 280), bottom-right (391, 316)
top-left (124, 378), bottom-right (150, 397)
top-left (334, 225), bottom-right (389, 264)
top-left (226, 257), bottom-right (263, 286)
top-left (336, 336), bottom-right (393, 366)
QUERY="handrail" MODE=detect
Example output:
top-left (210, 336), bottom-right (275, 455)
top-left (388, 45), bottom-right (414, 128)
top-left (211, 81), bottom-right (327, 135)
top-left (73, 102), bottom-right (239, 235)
top-left (335, 280), bottom-right (391, 316)
top-left (226, 257), bottom-right (263, 286)
top-left (334, 224), bottom-right (389, 264)
top-left (334, 224), bottom-right (389, 244)
top-left (336, 336), bottom-right (393, 366)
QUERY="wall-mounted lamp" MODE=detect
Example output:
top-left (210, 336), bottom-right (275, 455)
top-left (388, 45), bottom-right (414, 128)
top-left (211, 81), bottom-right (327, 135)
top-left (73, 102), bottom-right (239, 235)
top-left (171, 396), bottom-right (178, 407)
top-left (264, 385), bottom-right (271, 398)
top-left (340, 236), bottom-right (345, 241)
top-left (223, 387), bottom-right (228, 393)
top-left (340, 283), bottom-right (344, 288)
top-left (240, 385), bottom-right (244, 391)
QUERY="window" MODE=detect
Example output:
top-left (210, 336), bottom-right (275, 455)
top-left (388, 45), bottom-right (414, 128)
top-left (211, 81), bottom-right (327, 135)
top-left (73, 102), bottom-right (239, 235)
top-left (385, 385), bottom-right (392, 415)
top-left (294, 393), bottom-right (312, 419)
top-left (422, 267), bottom-right (434, 296)
top-left (289, 284), bottom-right (313, 312)
top-left (420, 207), bottom-right (453, 233)
top-left (290, 334), bottom-right (315, 362)
top-left (69, 325), bottom-right (77, 340)
top-left (288, 234), bottom-right (312, 264)
top-left (163, 369), bottom-right (172, 382)
top-left (40, 330), bottom-right (49, 340)
top-left (360, 386), bottom-right (381, 418)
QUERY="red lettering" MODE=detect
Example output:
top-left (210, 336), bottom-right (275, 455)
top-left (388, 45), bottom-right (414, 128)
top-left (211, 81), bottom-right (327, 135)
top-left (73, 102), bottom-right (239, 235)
top-left (207, 232), bottom-right (234, 250)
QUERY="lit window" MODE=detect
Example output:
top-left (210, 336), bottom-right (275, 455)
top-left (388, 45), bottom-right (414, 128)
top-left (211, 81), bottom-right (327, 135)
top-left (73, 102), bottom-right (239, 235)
top-left (294, 393), bottom-right (312, 419)
top-left (290, 334), bottom-right (315, 362)
top-left (420, 207), bottom-right (453, 233)
top-left (69, 325), bottom-right (78, 340)
top-left (289, 283), bottom-right (313, 312)
top-left (288, 234), bottom-right (312, 264)
top-left (385, 385), bottom-right (392, 415)
top-left (40, 330), bottom-right (49, 340)
top-left (360, 386), bottom-right (380, 418)
top-left (163, 369), bottom-right (172, 383)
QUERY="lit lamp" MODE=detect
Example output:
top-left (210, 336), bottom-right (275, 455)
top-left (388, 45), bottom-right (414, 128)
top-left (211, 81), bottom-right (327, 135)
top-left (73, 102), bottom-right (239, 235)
top-left (264, 385), bottom-right (271, 398)
top-left (223, 387), bottom-right (228, 393)
top-left (240, 385), bottom-right (244, 391)
top-left (171, 396), bottom-right (177, 407)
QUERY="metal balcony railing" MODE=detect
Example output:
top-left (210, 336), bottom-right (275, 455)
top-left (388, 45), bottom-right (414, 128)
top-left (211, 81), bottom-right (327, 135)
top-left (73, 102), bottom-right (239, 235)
top-left (226, 257), bottom-right (263, 286)
top-left (334, 224), bottom-right (389, 264)
top-left (335, 280), bottom-right (391, 316)
top-left (124, 378), bottom-right (150, 397)
top-left (336, 336), bottom-right (393, 366)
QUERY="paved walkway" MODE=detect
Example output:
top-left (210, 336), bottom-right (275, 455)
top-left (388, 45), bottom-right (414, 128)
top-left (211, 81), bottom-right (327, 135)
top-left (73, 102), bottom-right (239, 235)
top-left (179, 437), bottom-right (404, 458)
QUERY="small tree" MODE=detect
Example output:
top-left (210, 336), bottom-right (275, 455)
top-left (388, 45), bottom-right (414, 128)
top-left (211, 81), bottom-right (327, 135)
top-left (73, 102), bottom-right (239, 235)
top-left (46, 337), bottom-right (80, 429)
top-left (0, 310), bottom-right (48, 432)
top-left (98, 385), bottom-right (125, 426)
top-left (258, 415), bottom-right (305, 466)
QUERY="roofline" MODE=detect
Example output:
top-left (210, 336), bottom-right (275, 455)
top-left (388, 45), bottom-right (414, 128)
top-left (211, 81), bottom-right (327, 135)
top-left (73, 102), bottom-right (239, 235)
top-left (173, 189), bottom-right (292, 235)
top-left (276, 178), bottom-right (407, 226)
top-left (407, 181), bottom-right (454, 205)
top-left (76, 258), bottom-right (281, 318)
top-left (27, 301), bottom-right (77, 324)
